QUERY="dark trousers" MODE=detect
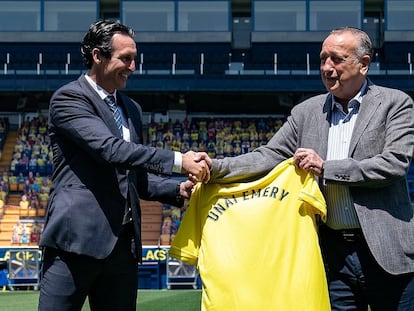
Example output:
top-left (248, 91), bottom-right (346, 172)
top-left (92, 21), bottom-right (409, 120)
top-left (319, 226), bottom-right (414, 311)
top-left (38, 229), bottom-right (138, 311)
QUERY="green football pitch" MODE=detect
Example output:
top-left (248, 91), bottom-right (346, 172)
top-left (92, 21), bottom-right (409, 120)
top-left (0, 289), bottom-right (202, 311)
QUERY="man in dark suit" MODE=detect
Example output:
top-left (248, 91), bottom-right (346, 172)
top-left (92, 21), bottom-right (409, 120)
top-left (38, 20), bottom-right (209, 311)
top-left (204, 27), bottom-right (414, 310)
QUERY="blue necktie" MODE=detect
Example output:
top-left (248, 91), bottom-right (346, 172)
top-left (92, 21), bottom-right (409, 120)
top-left (105, 96), bottom-right (131, 223)
top-left (105, 95), bottom-right (123, 137)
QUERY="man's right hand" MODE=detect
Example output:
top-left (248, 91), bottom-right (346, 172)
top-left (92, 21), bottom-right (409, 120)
top-left (181, 151), bottom-right (212, 183)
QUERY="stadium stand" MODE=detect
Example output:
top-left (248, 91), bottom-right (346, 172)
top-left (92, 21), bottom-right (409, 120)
top-left (381, 42), bottom-right (414, 74)
top-left (246, 42), bottom-right (321, 72)
top-left (0, 0), bottom-right (413, 293)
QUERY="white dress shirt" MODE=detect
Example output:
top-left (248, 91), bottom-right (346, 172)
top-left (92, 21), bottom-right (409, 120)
top-left (324, 80), bottom-right (367, 229)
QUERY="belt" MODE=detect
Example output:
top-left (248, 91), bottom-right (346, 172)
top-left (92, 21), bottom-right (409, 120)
top-left (336, 228), bottom-right (364, 243)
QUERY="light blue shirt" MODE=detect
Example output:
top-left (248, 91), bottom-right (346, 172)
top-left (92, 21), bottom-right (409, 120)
top-left (324, 80), bottom-right (367, 229)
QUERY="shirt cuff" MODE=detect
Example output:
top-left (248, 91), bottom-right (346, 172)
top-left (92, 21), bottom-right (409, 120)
top-left (173, 151), bottom-right (182, 173)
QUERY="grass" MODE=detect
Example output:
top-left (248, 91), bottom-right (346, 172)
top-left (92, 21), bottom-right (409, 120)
top-left (0, 289), bottom-right (202, 311)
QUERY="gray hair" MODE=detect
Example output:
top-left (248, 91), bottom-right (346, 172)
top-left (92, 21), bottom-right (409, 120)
top-left (330, 27), bottom-right (373, 61)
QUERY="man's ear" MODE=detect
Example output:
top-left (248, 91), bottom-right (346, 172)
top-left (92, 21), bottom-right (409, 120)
top-left (360, 55), bottom-right (370, 74)
top-left (92, 48), bottom-right (101, 64)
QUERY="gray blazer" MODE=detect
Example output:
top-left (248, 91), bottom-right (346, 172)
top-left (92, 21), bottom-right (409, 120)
top-left (210, 79), bottom-right (414, 275)
top-left (40, 75), bottom-right (182, 261)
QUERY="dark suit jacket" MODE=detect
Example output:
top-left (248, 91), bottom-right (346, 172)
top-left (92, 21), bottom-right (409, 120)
top-left (39, 75), bottom-right (182, 261)
top-left (210, 79), bottom-right (414, 275)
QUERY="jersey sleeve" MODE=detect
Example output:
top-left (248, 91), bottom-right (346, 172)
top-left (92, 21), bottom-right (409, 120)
top-left (298, 173), bottom-right (327, 222)
top-left (169, 183), bottom-right (203, 266)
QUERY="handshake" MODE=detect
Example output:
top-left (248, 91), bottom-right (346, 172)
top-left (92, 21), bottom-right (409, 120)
top-left (181, 151), bottom-right (212, 184)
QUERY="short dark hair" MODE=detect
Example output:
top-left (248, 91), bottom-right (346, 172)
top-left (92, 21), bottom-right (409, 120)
top-left (80, 20), bottom-right (135, 69)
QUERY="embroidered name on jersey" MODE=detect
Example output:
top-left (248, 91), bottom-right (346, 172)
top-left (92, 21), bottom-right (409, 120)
top-left (170, 158), bottom-right (330, 311)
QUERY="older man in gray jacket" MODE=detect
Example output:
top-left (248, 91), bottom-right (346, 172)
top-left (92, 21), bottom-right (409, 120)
top-left (207, 27), bottom-right (414, 311)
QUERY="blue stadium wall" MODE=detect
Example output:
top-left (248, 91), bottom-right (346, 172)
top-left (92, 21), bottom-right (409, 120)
top-left (0, 246), bottom-right (196, 289)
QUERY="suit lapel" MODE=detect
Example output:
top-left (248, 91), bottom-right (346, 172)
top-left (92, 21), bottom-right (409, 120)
top-left (318, 95), bottom-right (332, 159)
top-left (348, 82), bottom-right (381, 156)
top-left (78, 75), bottom-right (123, 138)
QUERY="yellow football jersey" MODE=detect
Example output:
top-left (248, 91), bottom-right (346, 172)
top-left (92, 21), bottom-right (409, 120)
top-left (169, 158), bottom-right (330, 311)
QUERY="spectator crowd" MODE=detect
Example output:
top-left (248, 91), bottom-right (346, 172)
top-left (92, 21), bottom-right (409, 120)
top-left (0, 114), bottom-right (285, 246)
